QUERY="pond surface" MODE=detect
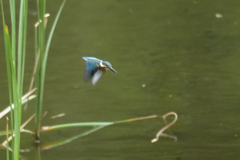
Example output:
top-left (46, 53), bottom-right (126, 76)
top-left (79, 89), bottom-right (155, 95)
top-left (1, 0), bottom-right (240, 159)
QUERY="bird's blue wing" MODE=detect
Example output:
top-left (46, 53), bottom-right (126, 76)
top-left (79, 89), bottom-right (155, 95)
top-left (82, 57), bottom-right (102, 61)
top-left (83, 59), bottom-right (99, 82)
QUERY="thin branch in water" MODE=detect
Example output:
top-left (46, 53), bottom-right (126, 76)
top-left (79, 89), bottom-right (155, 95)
top-left (20, 129), bottom-right (34, 135)
top-left (51, 113), bottom-right (65, 119)
top-left (40, 125), bottom-right (105, 150)
top-left (126, 115), bottom-right (157, 122)
top-left (1, 114), bottom-right (36, 145)
top-left (44, 13), bottom-right (50, 27)
top-left (24, 13), bottom-right (50, 110)
top-left (22, 88), bottom-right (37, 100)
top-left (0, 117), bottom-right (12, 153)
top-left (0, 88), bottom-right (37, 119)
top-left (20, 114), bottom-right (36, 129)
top-left (42, 111), bottom-right (48, 120)
top-left (114, 115), bottom-right (157, 124)
top-left (151, 112), bottom-right (178, 143)
top-left (0, 144), bottom-right (13, 152)
top-left (35, 22), bottom-right (40, 28)
top-left (6, 116), bottom-right (9, 159)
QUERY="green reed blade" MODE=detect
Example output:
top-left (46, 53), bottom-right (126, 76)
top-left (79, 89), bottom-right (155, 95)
top-left (41, 126), bottom-right (106, 150)
top-left (35, 0), bottom-right (66, 140)
top-left (17, 0), bottom-right (24, 98)
top-left (9, 0), bottom-right (16, 62)
top-left (35, 0), bottom-right (46, 140)
top-left (41, 115), bottom-right (157, 133)
top-left (5, 24), bottom-right (21, 160)
top-left (20, 0), bottom-right (28, 97)
top-left (0, 0), bottom-right (14, 139)
top-left (0, 2), bottom-right (15, 159)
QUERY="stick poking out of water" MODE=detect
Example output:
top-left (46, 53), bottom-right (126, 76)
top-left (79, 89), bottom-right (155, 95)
top-left (151, 112), bottom-right (178, 143)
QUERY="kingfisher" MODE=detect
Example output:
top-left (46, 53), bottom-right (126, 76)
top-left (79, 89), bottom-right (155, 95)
top-left (82, 57), bottom-right (117, 85)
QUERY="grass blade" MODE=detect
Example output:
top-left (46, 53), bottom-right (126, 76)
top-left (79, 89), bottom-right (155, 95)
top-left (20, 0), bottom-right (28, 96)
top-left (17, 0), bottom-right (24, 97)
top-left (35, 0), bottom-right (46, 140)
top-left (1, 1), bottom-right (16, 158)
top-left (41, 115), bottom-right (157, 132)
top-left (0, 0), bottom-right (14, 139)
top-left (35, 0), bottom-right (66, 140)
top-left (9, 0), bottom-right (16, 62)
top-left (41, 126), bottom-right (106, 150)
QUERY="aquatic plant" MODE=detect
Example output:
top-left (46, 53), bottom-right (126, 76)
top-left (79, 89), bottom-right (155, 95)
top-left (0, 0), bottom-right (178, 159)
top-left (0, 0), bottom-right (66, 159)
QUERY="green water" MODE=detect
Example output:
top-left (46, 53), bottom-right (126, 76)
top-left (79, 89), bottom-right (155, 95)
top-left (1, 0), bottom-right (240, 159)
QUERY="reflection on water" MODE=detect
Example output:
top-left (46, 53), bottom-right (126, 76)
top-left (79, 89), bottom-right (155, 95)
top-left (1, 0), bottom-right (240, 159)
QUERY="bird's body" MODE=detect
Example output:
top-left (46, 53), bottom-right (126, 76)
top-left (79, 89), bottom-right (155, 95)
top-left (82, 57), bottom-right (117, 85)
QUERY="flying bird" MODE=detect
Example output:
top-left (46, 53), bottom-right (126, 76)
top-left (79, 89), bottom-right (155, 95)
top-left (82, 57), bottom-right (117, 85)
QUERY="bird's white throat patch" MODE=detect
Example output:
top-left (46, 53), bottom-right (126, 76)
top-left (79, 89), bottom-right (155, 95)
top-left (100, 61), bottom-right (106, 68)
top-left (100, 61), bottom-right (103, 67)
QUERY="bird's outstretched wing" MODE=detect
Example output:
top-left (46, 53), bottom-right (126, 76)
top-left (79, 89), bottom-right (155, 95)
top-left (83, 60), bottom-right (99, 83)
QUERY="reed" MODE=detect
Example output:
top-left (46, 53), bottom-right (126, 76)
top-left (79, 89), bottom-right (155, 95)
top-left (34, 0), bottom-right (66, 140)
top-left (0, 0), bottom-right (28, 158)
top-left (0, 0), bottom-right (66, 159)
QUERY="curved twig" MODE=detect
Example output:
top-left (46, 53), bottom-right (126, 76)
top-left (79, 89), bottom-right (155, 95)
top-left (151, 112), bottom-right (178, 143)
